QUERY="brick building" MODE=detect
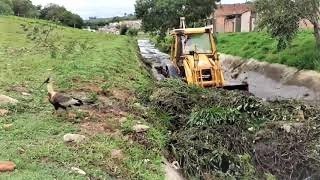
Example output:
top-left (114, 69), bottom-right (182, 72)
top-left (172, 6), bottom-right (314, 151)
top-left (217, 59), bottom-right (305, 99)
top-left (211, 3), bottom-right (256, 33)
top-left (211, 3), bottom-right (314, 33)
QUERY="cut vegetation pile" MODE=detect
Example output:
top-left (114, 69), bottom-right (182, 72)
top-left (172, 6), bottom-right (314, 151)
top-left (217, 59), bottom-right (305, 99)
top-left (149, 79), bottom-right (320, 179)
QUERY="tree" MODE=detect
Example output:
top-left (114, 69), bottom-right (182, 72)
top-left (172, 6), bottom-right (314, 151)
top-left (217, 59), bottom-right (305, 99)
top-left (135, 0), bottom-right (220, 36)
top-left (40, 4), bottom-right (83, 28)
top-left (255, 0), bottom-right (320, 49)
top-left (0, 0), bottom-right (13, 15)
top-left (11, 0), bottom-right (38, 17)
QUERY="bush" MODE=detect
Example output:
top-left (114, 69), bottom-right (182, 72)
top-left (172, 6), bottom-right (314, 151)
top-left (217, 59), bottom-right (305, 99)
top-left (0, 1), bottom-right (13, 15)
top-left (127, 28), bottom-right (138, 36)
top-left (151, 35), bottom-right (172, 53)
top-left (119, 24), bottom-right (128, 35)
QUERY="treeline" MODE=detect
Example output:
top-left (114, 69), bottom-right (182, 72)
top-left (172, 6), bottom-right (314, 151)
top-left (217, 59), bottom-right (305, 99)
top-left (0, 0), bottom-right (83, 28)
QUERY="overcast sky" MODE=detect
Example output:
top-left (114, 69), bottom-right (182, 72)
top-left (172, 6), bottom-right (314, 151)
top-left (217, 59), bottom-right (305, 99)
top-left (31, 0), bottom-right (247, 19)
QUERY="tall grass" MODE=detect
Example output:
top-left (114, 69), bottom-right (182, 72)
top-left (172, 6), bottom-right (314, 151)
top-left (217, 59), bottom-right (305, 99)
top-left (218, 31), bottom-right (320, 70)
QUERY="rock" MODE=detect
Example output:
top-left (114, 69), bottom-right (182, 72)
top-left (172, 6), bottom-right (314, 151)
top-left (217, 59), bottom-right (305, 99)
top-left (143, 159), bottom-right (150, 163)
top-left (0, 95), bottom-right (18, 105)
top-left (3, 124), bottom-right (13, 130)
top-left (248, 127), bottom-right (255, 132)
top-left (111, 149), bottom-right (124, 160)
top-left (282, 124), bottom-right (291, 133)
top-left (71, 167), bottom-right (86, 175)
top-left (0, 109), bottom-right (9, 116)
top-left (133, 103), bottom-right (146, 110)
top-left (21, 92), bottom-right (31, 96)
top-left (297, 110), bottom-right (305, 121)
top-left (0, 161), bottom-right (16, 172)
top-left (133, 124), bottom-right (150, 133)
top-left (63, 134), bottom-right (86, 143)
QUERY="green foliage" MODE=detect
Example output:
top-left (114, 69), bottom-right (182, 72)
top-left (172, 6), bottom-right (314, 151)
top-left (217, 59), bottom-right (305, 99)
top-left (188, 107), bottom-right (242, 127)
top-left (255, 0), bottom-right (320, 49)
top-left (20, 22), bottom-right (93, 59)
top-left (119, 24), bottom-right (128, 35)
top-left (135, 0), bottom-right (220, 36)
top-left (255, 0), bottom-right (300, 50)
top-left (218, 31), bottom-right (320, 70)
top-left (0, 0), bottom-right (13, 15)
top-left (150, 79), bottom-right (320, 179)
top-left (127, 28), bottom-right (139, 36)
top-left (0, 16), bottom-right (158, 179)
top-left (151, 34), bottom-right (173, 53)
top-left (39, 4), bottom-right (83, 28)
top-left (11, 0), bottom-right (38, 17)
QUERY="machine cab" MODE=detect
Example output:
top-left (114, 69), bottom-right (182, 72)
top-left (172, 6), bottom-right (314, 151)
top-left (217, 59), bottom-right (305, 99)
top-left (170, 28), bottom-right (222, 87)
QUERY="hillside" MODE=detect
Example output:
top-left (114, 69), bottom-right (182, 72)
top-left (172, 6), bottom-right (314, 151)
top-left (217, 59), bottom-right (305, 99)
top-left (0, 16), bottom-right (165, 179)
top-left (218, 31), bottom-right (320, 70)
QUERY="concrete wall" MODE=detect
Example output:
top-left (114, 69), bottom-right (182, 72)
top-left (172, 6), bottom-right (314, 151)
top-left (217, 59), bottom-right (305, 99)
top-left (215, 17), bottom-right (225, 33)
top-left (241, 11), bottom-right (251, 32)
top-left (224, 18), bottom-right (234, 32)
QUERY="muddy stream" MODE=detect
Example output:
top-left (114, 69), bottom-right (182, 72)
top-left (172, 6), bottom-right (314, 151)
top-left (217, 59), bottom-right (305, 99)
top-left (138, 40), bottom-right (320, 179)
top-left (138, 40), bottom-right (320, 102)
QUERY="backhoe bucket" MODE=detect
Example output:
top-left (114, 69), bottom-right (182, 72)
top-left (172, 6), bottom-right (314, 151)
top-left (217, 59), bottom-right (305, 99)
top-left (222, 83), bottom-right (249, 91)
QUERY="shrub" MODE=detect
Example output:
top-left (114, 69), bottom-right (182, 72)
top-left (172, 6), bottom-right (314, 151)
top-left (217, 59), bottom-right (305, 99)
top-left (127, 28), bottom-right (138, 36)
top-left (0, 1), bottom-right (13, 15)
top-left (119, 24), bottom-right (128, 35)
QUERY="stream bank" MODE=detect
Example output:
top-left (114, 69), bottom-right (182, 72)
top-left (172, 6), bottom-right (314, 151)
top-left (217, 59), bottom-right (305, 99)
top-left (138, 39), bottom-right (320, 179)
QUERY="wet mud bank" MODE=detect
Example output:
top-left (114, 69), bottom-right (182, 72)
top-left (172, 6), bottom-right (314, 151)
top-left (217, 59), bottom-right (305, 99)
top-left (221, 54), bottom-right (320, 102)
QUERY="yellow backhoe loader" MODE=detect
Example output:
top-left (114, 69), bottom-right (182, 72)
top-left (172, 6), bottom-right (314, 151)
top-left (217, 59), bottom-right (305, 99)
top-left (164, 18), bottom-right (248, 90)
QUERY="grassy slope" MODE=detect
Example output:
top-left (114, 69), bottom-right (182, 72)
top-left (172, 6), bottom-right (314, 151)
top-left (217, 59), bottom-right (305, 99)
top-left (0, 16), bottom-right (165, 179)
top-left (218, 31), bottom-right (320, 70)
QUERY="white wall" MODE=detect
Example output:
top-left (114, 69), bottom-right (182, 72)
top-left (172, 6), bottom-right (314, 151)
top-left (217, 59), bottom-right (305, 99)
top-left (241, 11), bottom-right (251, 32)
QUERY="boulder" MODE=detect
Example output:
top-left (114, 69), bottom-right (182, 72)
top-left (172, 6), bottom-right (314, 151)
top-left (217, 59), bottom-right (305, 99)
top-left (133, 124), bottom-right (150, 133)
top-left (0, 95), bottom-right (18, 105)
top-left (63, 134), bottom-right (86, 143)
top-left (0, 161), bottom-right (16, 172)
top-left (3, 124), bottom-right (13, 130)
top-left (0, 109), bottom-right (9, 116)
top-left (71, 167), bottom-right (86, 175)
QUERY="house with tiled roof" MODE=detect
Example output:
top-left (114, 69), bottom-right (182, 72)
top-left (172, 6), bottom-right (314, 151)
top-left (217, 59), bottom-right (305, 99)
top-left (210, 3), bottom-right (313, 33)
top-left (211, 3), bottom-right (256, 33)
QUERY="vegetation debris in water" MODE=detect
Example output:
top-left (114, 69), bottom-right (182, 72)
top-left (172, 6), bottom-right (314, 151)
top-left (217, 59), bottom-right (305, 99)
top-left (149, 79), bottom-right (320, 179)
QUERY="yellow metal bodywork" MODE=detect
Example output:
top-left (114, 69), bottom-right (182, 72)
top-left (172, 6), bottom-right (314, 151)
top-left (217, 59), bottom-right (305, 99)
top-left (170, 27), bottom-right (225, 88)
